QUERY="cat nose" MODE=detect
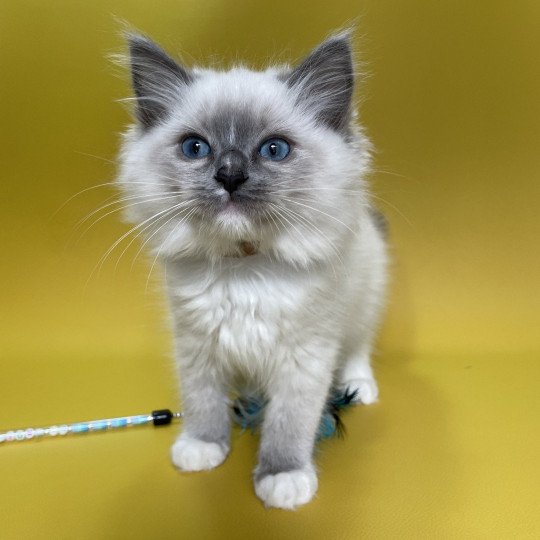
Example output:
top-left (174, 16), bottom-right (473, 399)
top-left (214, 150), bottom-right (248, 194)
top-left (214, 166), bottom-right (248, 194)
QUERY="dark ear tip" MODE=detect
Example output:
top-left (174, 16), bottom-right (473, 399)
top-left (330, 28), bottom-right (354, 42)
top-left (125, 32), bottom-right (155, 54)
top-left (124, 31), bottom-right (170, 62)
top-left (320, 29), bottom-right (354, 54)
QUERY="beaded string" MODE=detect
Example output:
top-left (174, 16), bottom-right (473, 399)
top-left (0, 409), bottom-right (183, 445)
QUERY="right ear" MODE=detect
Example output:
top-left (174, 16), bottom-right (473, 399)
top-left (126, 33), bottom-right (192, 129)
top-left (285, 31), bottom-right (355, 133)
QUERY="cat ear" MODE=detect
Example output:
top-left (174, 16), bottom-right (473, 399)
top-left (286, 31), bottom-right (355, 132)
top-left (126, 34), bottom-right (192, 128)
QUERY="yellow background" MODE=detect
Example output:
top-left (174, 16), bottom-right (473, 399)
top-left (1, 1), bottom-right (539, 538)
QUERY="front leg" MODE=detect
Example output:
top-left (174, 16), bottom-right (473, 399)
top-left (254, 342), bottom-right (336, 509)
top-left (171, 342), bottom-right (231, 472)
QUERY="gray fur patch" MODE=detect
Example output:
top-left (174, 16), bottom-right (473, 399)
top-left (198, 104), bottom-right (271, 157)
top-left (253, 453), bottom-right (304, 482)
top-left (182, 402), bottom-right (231, 451)
top-left (127, 34), bottom-right (193, 128)
top-left (182, 102), bottom-right (311, 220)
top-left (369, 206), bottom-right (389, 237)
top-left (285, 32), bottom-right (354, 133)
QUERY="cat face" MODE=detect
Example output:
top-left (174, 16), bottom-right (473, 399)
top-left (117, 32), bottom-right (371, 263)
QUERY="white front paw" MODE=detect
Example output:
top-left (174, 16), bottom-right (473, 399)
top-left (343, 377), bottom-right (379, 405)
top-left (171, 436), bottom-right (228, 472)
top-left (255, 466), bottom-right (318, 510)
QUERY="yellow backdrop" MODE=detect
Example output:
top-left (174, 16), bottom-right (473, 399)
top-left (1, 1), bottom-right (539, 538)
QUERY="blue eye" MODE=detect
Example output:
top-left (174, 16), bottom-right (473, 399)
top-left (181, 136), bottom-right (211, 159)
top-left (259, 138), bottom-right (290, 161)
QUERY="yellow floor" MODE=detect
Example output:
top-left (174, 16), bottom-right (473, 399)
top-left (1, 351), bottom-right (538, 539)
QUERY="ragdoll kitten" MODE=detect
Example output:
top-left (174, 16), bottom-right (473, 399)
top-left (117, 30), bottom-right (388, 509)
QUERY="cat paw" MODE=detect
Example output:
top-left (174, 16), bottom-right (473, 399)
top-left (342, 377), bottom-right (379, 405)
top-left (254, 466), bottom-right (318, 510)
top-left (171, 436), bottom-right (228, 472)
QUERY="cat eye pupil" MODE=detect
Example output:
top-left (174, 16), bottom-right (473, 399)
top-left (192, 141), bottom-right (200, 154)
top-left (269, 143), bottom-right (277, 156)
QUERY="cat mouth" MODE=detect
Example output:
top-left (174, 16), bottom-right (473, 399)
top-left (213, 198), bottom-right (243, 220)
top-left (209, 192), bottom-right (269, 238)
top-left (194, 190), bottom-right (268, 230)
top-left (217, 191), bottom-right (260, 215)
top-left (223, 198), bottom-right (239, 211)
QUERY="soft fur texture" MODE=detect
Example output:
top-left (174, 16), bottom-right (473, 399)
top-left (116, 30), bottom-right (388, 510)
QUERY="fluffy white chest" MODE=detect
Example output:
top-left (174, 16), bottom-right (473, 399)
top-left (166, 258), bottom-right (316, 366)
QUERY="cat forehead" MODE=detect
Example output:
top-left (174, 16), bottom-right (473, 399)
top-left (192, 66), bottom-right (289, 104)
top-left (172, 67), bottom-right (298, 139)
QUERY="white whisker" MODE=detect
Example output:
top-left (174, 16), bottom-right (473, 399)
top-left (277, 198), bottom-right (357, 235)
top-left (145, 205), bottom-right (199, 292)
top-left (53, 180), bottom-right (167, 216)
top-left (126, 200), bottom-right (198, 272)
top-left (84, 200), bottom-right (188, 289)
top-left (69, 193), bottom-right (182, 249)
top-left (277, 205), bottom-right (341, 279)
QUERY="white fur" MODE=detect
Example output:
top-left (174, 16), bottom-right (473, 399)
top-left (117, 35), bottom-right (388, 510)
top-left (338, 351), bottom-right (379, 404)
top-left (171, 436), bottom-right (228, 471)
top-left (255, 465), bottom-right (318, 510)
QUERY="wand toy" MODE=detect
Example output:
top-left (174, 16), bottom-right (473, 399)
top-left (1, 389), bottom-right (358, 446)
top-left (0, 409), bottom-right (183, 445)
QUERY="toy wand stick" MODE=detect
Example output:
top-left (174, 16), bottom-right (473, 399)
top-left (0, 409), bottom-right (183, 445)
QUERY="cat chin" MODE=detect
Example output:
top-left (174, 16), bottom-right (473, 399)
top-left (214, 207), bottom-right (255, 238)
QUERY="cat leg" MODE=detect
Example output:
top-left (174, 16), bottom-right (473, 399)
top-left (253, 344), bottom-right (335, 509)
top-left (337, 344), bottom-right (379, 405)
top-left (171, 352), bottom-right (230, 472)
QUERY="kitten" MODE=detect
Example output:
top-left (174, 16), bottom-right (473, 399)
top-left (117, 30), bottom-right (388, 509)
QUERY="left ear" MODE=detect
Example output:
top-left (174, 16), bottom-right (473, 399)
top-left (126, 33), bottom-right (192, 129)
top-left (286, 31), bottom-right (355, 132)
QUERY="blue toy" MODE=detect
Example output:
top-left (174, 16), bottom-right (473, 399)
top-left (233, 388), bottom-right (358, 440)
